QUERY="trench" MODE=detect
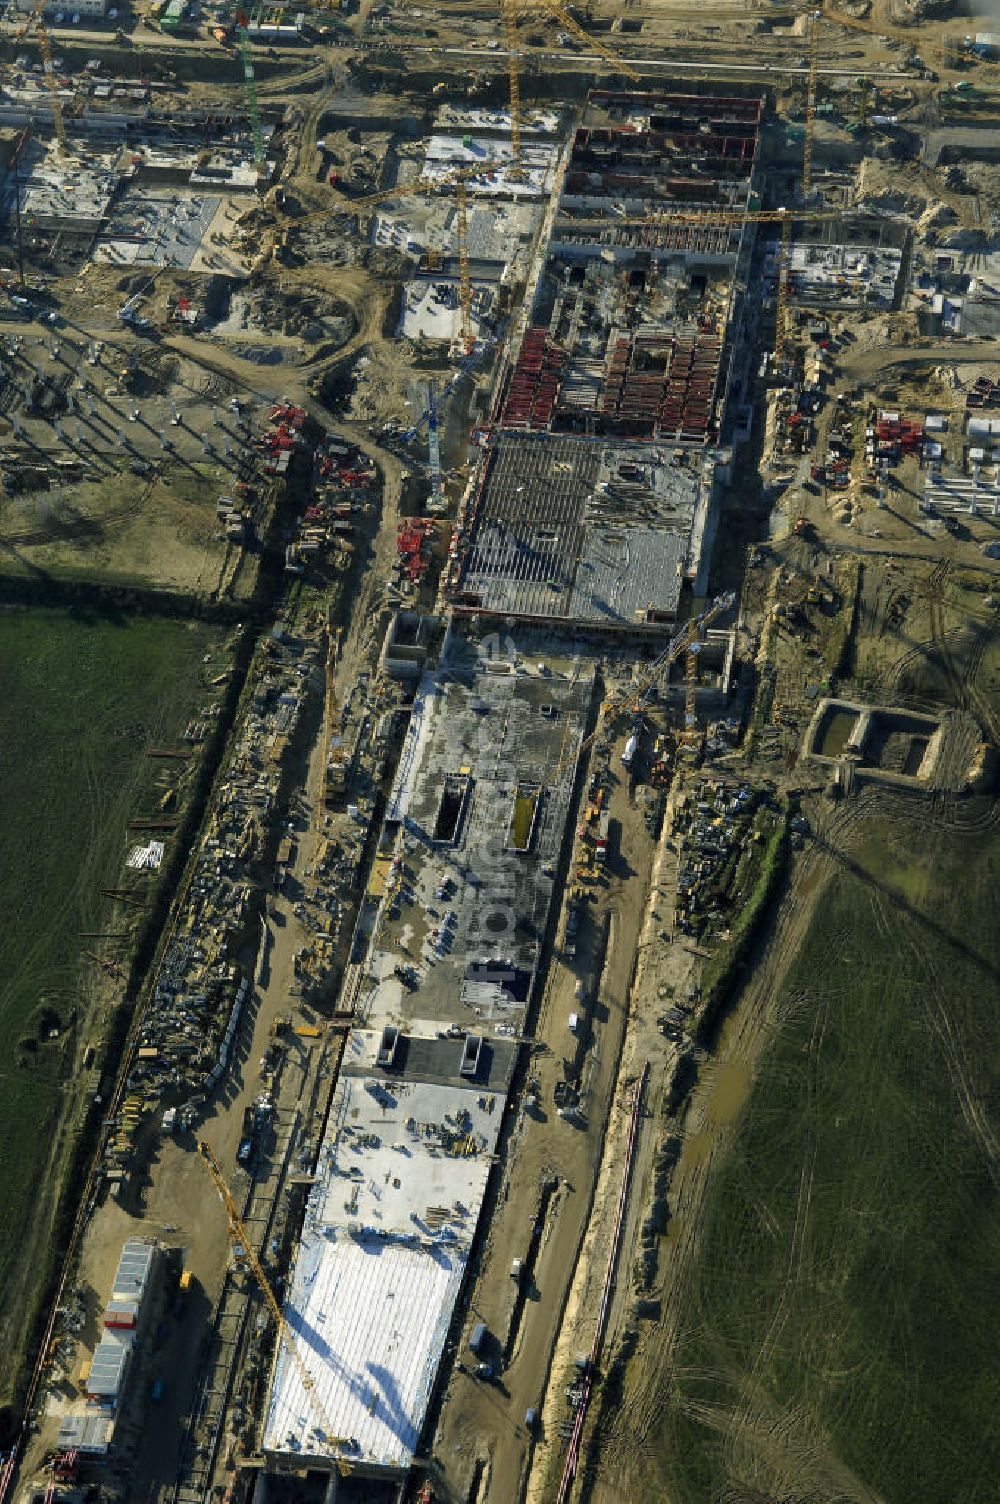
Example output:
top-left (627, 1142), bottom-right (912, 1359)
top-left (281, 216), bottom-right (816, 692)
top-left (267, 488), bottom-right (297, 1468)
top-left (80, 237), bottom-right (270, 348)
top-left (504, 1175), bottom-right (560, 1367)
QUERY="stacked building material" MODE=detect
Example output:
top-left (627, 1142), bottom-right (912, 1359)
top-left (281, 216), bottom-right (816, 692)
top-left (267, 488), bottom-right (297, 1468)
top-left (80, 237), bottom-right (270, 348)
top-left (397, 517), bottom-right (436, 583)
top-left (501, 329), bottom-right (567, 429)
top-left (966, 375), bottom-right (1000, 409)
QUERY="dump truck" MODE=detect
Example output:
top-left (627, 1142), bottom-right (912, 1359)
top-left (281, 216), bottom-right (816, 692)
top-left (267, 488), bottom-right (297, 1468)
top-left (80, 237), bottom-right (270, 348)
top-left (594, 809), bottom-right (612, 865)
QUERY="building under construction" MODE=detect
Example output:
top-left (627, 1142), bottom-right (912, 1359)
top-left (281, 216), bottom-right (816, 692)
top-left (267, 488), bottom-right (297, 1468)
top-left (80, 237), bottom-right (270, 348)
top-left (262, 636), bottom-right (593, 1483)
top-left (0, 124), bottom-right (270, 272)
top-left (448, 89), bottom-right (763, 635)
top-left (260, 90), bottom-right (761, 1491)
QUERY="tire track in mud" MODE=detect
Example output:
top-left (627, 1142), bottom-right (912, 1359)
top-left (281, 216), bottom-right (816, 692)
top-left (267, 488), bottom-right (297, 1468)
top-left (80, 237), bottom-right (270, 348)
top-left (890, 890), bottom-right (999, 1174)
top-left (588, 758), bottom-right (998, 1501)
top-left (592, 797), bottom-right (876, 1494)
top-left (921, 559), bottom-right (998, 742)
top-left (717, 931), bottom-right (836, 1482)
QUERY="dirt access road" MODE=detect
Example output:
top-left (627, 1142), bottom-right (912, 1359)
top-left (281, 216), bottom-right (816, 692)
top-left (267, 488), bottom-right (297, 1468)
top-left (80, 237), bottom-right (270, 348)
top-left (836, 336), bottom-right (1000, 389)
top-left (33, 680), bottom-right (337, 1504)
top-left (430, 729), bottom-right (658, 1504)
top-left (522, 777), bottom-right (696, 1504)
top-left (19, 305), bottom-right (410, 1504)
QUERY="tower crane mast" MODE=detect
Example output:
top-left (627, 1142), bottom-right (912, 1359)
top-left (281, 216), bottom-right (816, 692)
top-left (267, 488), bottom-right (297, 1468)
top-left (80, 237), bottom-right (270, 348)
top-left (499, 0), bottom-right (639, 172)
top-left (548, 593), bottom-right (735, 783)
top-left (774, 212), bottom-right (793, 369)
top-left (198, 1141), bottom-right (353, 1475)
top-left (455, 177), bottom-right (474, 353)
top-left (426, 381), bottom-right (444, 511)
top-left (235, 22), bottom-right (266, 174)
top-left (15, 1), bottom-right (68, 155)
top-left (36, 19), bottom-right (67, 155)
top-left (501, 0), bottom-right (523, 165)
top-left (556, 205), bottom-right (845, 232)
top-left (802, 8), bottom-right (821, 197)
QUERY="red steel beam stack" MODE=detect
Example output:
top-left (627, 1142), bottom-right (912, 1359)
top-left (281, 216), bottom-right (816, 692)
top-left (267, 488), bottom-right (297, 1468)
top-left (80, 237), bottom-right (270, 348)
top-left (659, 336), bottom-right (690, 440)
top-left (500, 329), bottom-right (566, 430)
top-left (397, 517), bottom-right (435, 582)
top-left (682, 331), bottom-right (721, 441)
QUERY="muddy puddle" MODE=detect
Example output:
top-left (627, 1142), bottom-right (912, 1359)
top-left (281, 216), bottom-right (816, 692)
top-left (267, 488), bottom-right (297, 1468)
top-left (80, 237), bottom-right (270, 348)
top-left (704, 1058), bottom-right (752, 1126)
top-left (673, 1032), bottom-right (754, 1196)
top-left (817, 708), bottom-right (858, 758)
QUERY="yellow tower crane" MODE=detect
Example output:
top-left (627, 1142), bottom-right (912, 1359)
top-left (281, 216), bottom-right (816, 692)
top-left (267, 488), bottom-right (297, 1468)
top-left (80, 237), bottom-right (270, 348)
top-left (499, 0), bottom-right (640, 169)
top-left (455, 177), bottom-right (474, 353)
top-left (16, 0), bottom-right (68, 155)
top-left (802, 7), bottom-right (821, 197)
top-left (353, 160), bottom-right (505, 353)
top-left (683, 643), bottom-right (700, 738)
top-left (547, 592), bottom-right (735, 783)
top-left (857, 75), bottom-right (873, 128)
top-left (198, 1140), bottom-right (354, 1476)
top-left (774, 211), bottom-right (793, 369)
top-left (528, 0), bottom-right (641, 84)
top-left (35, 20), bottom-right (67, 156)
top-left (553, 204), bottom-right (839, 368)
top-left (501, 0), bottom-right (524, 166)
top-left (546, 204), bottom-right (858, 365)
top-left (802, 4), bottom-right (995, 201)
top-left (552, 204), bottom-right (846, 232)
top-left (315, 627), bottom-right (338, 829)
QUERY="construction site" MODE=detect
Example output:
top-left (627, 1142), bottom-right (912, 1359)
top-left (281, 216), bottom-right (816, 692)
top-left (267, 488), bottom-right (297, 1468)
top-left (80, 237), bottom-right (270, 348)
top-left (1, 2), bottom-right (999, 1504)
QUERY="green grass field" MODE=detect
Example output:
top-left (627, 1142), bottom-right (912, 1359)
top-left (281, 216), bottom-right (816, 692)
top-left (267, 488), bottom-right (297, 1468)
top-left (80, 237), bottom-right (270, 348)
top-left (647, 811), bottom-right (1000, 1504)
top-left (0, 606), bottom-right (223, 1391)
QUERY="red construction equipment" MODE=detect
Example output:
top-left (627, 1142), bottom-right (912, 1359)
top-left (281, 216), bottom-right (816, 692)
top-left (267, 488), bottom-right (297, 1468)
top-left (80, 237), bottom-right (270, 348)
top-left (876, 415), bottom-right (923, 454)
top-left (396, 517), bottom-right (436, 582)
top-left (268, 403), bottom-right (306, 429)
top-left (51, 1453), bottom-right (79, 1484)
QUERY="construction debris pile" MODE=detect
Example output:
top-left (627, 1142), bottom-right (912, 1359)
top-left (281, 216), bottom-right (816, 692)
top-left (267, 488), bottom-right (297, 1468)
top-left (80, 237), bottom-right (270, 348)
top-left (129, 629), bottom-right (318, 1109)
top-left (286, 439), bottom-right (378, 575)
top-left (672, 780), bottom-right (773, 944)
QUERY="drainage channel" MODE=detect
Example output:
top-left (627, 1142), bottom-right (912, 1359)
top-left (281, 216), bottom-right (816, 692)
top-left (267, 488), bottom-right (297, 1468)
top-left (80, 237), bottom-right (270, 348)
top-left (504, 1174), bottom-right (560, 1366)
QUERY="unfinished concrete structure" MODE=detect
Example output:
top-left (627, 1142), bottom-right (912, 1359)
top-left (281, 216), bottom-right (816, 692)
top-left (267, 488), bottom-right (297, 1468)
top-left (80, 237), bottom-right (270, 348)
top-left (262, 1036), bottom-right (517, 1475)
top-left (263, 635), bottom-right (594, 1482)
top-left (448, 90), bottom-right (763, 635)
top-left (0, 129), bottom-right (267, 270)
top-left (803, 698), bottom-right (986, 792)
top-left (455, 433), bottom-right (710, 627)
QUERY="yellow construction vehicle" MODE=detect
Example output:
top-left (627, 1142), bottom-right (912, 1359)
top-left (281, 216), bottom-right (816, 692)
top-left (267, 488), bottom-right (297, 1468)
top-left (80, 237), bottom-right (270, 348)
top-left (549, 593), bottom-right (734, 784)
top-left (198, 1141), bottom-right (354, 1475)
